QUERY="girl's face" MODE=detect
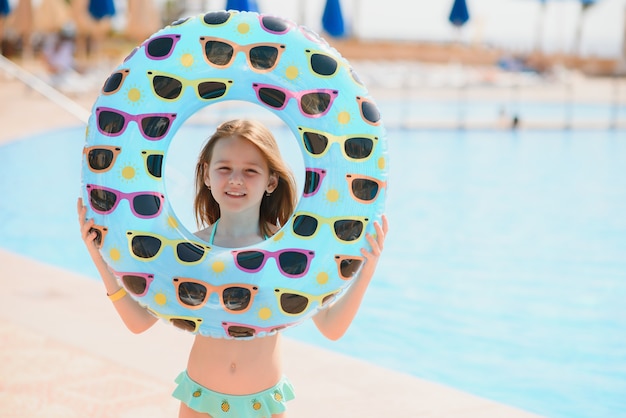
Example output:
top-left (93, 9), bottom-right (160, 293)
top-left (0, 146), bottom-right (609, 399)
top-left (204, 135), bottom-right (277, 217)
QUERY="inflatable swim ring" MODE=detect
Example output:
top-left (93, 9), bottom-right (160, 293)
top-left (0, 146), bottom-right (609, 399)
top-left (82, 10), bottom-right (388, 339)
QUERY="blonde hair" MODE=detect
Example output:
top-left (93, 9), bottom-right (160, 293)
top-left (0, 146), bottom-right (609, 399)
top-left (194, 119), bottom-right (298, 238)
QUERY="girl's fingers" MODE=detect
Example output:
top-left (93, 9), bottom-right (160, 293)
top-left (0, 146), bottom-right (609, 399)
top-left (77, 198), bottom-right (99, 248)
top-left (364, 230), bottom-right (381, 257)
top-left (361, 215), bottom-right (389, 258)
top-left (77, 198), bottom-right (87, 222)
top-left (373, 217), bottom-right (387, 247)
top-left (81, 218), bottom-right (95, 239)
top-left (381, 214), bottom-right (389, 235)
top-left (77, 198), bottom-right (87, 219)
top-left (374, 222), bottom-right (384, 248)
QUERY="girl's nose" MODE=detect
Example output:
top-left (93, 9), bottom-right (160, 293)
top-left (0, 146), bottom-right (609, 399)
top-left (229, 171), bottom-right (243, 185)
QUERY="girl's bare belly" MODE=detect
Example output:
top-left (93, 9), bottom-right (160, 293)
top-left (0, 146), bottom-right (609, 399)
top-left (186, 333), bottom-right (283, 395)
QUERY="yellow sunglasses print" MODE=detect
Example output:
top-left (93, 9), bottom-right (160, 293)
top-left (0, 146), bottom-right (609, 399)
top-left (147, 70), bottom-right (233, 102)
top-left (297, 126), bottom-right (379, 162)
top-left (274, 288), bottom-right (338, 316)
top-left (127, 230), bottom-right (211, 265)
top-left (291, 211), bottom-right (369, 242)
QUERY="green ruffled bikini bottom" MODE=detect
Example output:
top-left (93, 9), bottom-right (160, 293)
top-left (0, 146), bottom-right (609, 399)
top-left (172, 371), bottom-right (296, 417)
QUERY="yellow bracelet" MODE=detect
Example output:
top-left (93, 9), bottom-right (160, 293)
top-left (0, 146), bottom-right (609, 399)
top-left (107, 287), bottom-right (127, 302)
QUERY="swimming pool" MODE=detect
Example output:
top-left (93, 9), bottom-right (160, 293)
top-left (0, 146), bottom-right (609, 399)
top-left (1, 125), bottom-right (625, 418)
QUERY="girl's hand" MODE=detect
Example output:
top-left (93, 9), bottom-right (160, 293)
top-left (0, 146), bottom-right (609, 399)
top-left (77, 197), bottom-right (103, 257)
top-left (359, 214), bottom-right (389, 274)
top-left (313, 214), bottom-right (388, 340)
top-left (76, 199), bottom-right (159, 334)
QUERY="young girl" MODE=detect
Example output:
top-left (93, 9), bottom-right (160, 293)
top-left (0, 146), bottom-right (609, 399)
top-left (78, 119), bottom-right (388, 417)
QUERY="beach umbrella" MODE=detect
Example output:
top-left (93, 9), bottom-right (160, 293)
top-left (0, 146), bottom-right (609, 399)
top-left (580, 0), bottom-right (597, 9)
top-left (447, 0), bottom-right (470, 128)
top-left (225, 0), bottom-right (259, 12)
top-left (0, 0), bottom-right (9, 16)
top-left (322, 0), bottom-right (346, 37)
top-left (448, 0), bottom-right (470, 27)
top-left (88, 0), bottom-right (115, 21)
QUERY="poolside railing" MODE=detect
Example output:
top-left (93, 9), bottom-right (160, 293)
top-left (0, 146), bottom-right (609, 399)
top-left (0, 55), bottom-right (90, 124)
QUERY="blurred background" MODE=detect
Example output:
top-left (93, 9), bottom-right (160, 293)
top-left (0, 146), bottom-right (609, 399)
top-left (1, 2), bottom-right (625, 418)
top-left (1, 0), bottom-right (625, 128)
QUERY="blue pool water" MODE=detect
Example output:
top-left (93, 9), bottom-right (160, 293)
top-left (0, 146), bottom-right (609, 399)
top-left (1, 125), bottom-right (625, 418)
top-left (380, 98), bottom-right (626, 128)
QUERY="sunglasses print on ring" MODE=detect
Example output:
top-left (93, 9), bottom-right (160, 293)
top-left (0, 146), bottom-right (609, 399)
top-left (257, 14), bottom-right (294, 34)
top-left (83, 145), bottom-right (122, 173)
top-left (345, 174), bottom-right (387, 204)
top-left (140, 150), bottom-right (164, 179)
top-left (298, 126), bottom-right (379, 161)
top-left (221, 321), bottom-right (289, 339)
top-left (303, 168), bottom-right (327, 197)
top-left (200, 36), bottom-right (286, 73)
top-left (155, 312), bottom-right (204, 333)
top-left (291, 211), bottom-right (369, 243)
top-left (111, 270), bottom-right (155, 297)
top-left (147, 71), bottom-right (233, 102)
top-left (356, 96), bottom-right (381, 126)
top-left (142, 34), bottom-right (181, 60)
top-left (96, 107), bottom-right (177, 141)
top-left (304, 49), bottom-right (364, 85)
top-left (171, 16), bottom-right (191, 26)
top-left (102, 69), bottom-right (130, 95)
top-left (257, 15), bottom-right (326, 45)
top-left (82, 146), bottom-right (163, 181)
top-left (202, 10), bottom-right (233, 26)
top-left (173, 277), bottom-right (258, 313)
top-left (274, 288), bottom-right (338, 316)
top-left (86, 184), bottom-right (165, 219)
top-left (334, 254), bottom-right (365, 280)
top-left (126, 231), bottom-right (211, 265)
top-left (231, 248), bottom-right (315, 278)
top-left (252, 83), bottom-right (338, 118)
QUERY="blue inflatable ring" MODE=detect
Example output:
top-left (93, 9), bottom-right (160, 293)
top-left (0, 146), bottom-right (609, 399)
top-left (82, 10), bottom-right (388, 338)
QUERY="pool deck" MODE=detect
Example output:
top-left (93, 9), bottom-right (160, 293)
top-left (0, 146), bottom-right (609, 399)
top-left (0, 57), bottom-right (563, 418)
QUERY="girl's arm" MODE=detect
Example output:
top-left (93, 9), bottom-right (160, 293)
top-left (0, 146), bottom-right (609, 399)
top-left (77, 198), bottom-right (159, 334)
top-left (313, 215), bottom-right (388, 341)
